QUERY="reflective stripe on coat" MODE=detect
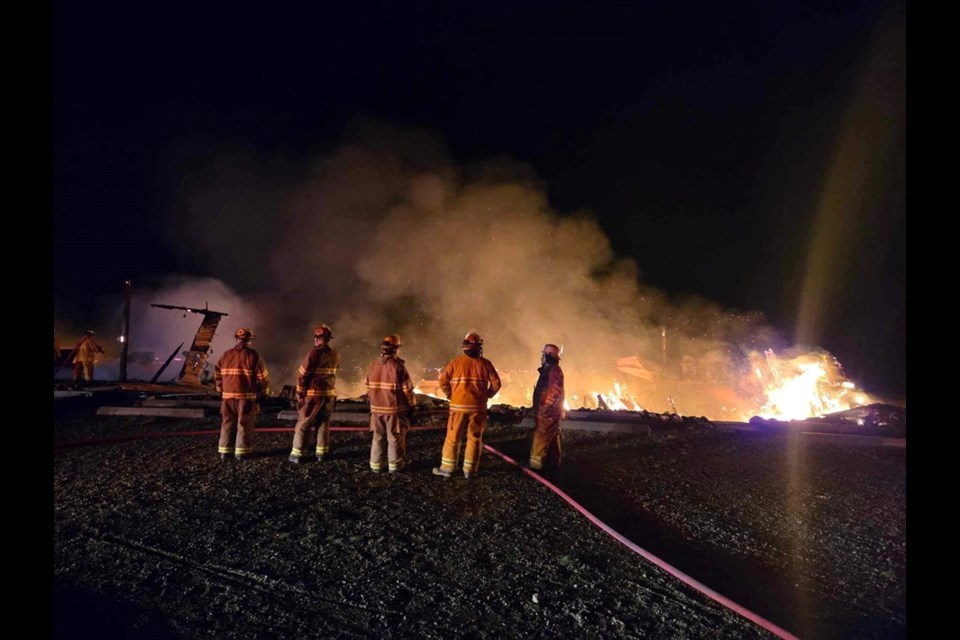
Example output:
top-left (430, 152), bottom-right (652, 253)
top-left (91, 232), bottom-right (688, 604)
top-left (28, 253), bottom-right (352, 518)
top-left (365, 355), bottom-right (415, 415)
top-left (215, 345), bottom-right (270, 400)
top-left (296, 346), bottom-right (340, 398)
top-left (438, 353), bottom-right (501, 413)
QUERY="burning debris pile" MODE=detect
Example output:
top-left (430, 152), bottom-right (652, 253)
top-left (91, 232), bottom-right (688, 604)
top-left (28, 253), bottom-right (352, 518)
top-left (748, 349), bottom-right (872, 420)
top-left (404, 344), bottom-right (873, 424)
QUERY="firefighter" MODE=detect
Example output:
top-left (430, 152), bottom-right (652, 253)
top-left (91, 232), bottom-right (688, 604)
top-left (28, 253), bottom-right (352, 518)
top-left (365, 334), bottom-right (416, 473)
top-left (71, 330), bottom-right (104, 386)
top-left (432, 331), bottom-right (501, 479)
top-left (528, 343), bottom-right (565, 470)
top-left (288, 324), bottom-right (340, 463)
top-left (214, 328), bottom-right (270, 461)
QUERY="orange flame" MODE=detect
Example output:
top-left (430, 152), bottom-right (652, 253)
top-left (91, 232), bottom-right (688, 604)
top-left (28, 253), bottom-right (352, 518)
top-left (753, 350), bottom-right (873, 420)
top-left (355, 348), bottom-right (873, 422)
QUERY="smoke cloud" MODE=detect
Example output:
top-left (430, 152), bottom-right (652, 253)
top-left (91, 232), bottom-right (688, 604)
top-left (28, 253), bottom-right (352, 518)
top-left (149, 120), bottom-right (797, 417)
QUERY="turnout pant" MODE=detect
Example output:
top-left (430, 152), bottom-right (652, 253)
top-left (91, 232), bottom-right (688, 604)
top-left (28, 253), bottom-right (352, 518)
top-left (73, 362), bottom-right (94, 383)
top-left (438, 411), bottom-right (487, 474)
top-left (369, 413), bottom-right (409, 472)
top-left (290, 396), bottom-right (335, 457)
top-left (528, 416), bottom-right (562, 469)
top-left (219, 398), bottom-right (259, 456)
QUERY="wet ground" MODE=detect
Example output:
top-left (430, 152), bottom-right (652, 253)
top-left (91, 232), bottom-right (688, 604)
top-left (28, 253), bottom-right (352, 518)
top-left (53, 398), bottom-right (905, 639)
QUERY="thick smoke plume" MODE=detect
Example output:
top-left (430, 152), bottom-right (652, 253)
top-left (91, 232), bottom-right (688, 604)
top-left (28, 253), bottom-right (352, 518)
top-left (153, 122), bottom-right (796, 417)
top-left (59, 122), bottom-right (864, 419)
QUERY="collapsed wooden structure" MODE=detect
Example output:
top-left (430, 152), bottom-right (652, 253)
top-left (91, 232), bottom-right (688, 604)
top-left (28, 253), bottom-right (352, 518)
top-left (150, 302), bottom-right (229, 386)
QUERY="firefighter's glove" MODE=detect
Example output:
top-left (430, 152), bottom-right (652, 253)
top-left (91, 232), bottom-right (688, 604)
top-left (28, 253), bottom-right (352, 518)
top-left (296, 396), bottom-right (306, 411)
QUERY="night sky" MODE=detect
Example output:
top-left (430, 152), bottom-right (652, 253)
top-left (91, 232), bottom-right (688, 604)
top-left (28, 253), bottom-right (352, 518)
top-left (54, 1), bottom-right (905, 396)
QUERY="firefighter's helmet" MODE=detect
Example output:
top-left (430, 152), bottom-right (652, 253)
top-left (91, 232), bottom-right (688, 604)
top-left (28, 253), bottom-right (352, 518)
top-left (235, 328), bottom-right (255, 341)
top-left (542, 343), bottom-right (561, 360)
top-left (314, 324), bottom-right (333, 340)
top-left (462, 332), bottom-right (483, 348)
top-left (381, 334), bottom-right (402, 349)
top-left (85, 329), bottom-right (96, 336)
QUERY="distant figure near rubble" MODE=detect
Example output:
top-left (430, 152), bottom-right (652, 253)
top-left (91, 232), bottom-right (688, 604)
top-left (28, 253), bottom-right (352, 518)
top-left (432, 332), bottom-right (502, 480)
top-left (364, 334), bottom-right (416, 474)
top-left (71, 329), bottom-right (104, 386)
top-left (214, 328), bottom-right (270, 461)
top-left (527, 343), bottom-right (565, 470)
top-left (288, 324), bottom-right (340, 464)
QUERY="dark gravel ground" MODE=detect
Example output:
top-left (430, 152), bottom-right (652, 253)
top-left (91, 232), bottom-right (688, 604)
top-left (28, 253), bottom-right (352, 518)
top-left (53, 397), bottom-right (905, 639)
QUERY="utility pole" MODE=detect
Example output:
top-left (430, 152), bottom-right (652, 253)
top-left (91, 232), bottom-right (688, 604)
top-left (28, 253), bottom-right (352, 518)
top-left (119, 280), bottom-right (131, 382)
